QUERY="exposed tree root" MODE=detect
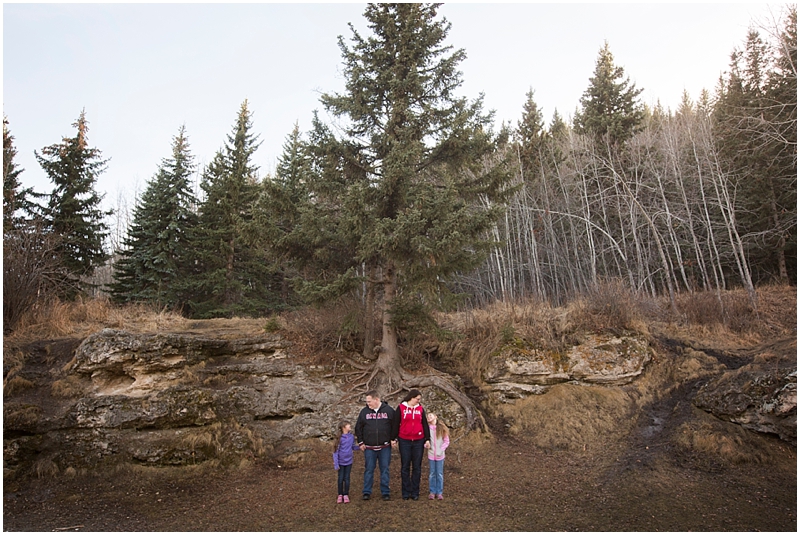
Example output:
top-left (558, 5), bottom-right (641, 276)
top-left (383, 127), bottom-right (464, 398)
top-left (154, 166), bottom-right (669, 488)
top-left (337, 358), bottom-right (487, 432)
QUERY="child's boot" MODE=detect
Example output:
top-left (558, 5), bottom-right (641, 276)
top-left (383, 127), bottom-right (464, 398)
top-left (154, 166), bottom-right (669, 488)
top-left (337, 495), bottom-right (343, 503)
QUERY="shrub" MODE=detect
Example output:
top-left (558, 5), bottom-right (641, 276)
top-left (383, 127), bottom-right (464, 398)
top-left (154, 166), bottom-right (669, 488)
top-left (3, 223), bottom-right (71, 334)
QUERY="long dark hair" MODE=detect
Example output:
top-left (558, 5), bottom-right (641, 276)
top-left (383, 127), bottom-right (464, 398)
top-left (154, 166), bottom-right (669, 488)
top-left (402, 389), bottom-right (422, 403)
top-left (333, 420), bottom-right (350, 453)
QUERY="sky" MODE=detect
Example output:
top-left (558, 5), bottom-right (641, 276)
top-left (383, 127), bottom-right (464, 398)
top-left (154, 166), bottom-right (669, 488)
top-left (3, 2), bottom-right (786, 223)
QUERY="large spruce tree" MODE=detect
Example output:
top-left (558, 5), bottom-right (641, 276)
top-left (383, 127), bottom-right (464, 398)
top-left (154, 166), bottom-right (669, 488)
top-left (109, 125), bottom-right (198, 307)
top-left (186, 101), bottom-right (279, 318)
top-left (298, 3), bottom-right (511, 417)
top-left (36, 110), bottom-right (110, 287)
top-left (574, 41), bottom-right (644, 146)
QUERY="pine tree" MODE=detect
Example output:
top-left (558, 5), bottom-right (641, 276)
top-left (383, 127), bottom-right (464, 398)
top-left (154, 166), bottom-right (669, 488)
top-left (36, 110), bottom-right (110, 287)
top-left (305, 3), bottom-right (511, 414)
top-left (187, 100), bottom-right (278, 317)
top-left (109, 125), bottom-right (198, 307)
top-left (574, 41), bottom-right (644, 145)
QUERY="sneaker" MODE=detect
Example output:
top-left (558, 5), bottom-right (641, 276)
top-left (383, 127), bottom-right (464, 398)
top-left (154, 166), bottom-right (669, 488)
top-left (428, 494), bottom-right (435, 500)
top-left (363, 494), bottom-right (370, 500)
top-left (337, 495), bottom-right (343, 504)
top-left (437, 494), bottom-right (444, 500)
top-left (343, 495), bottom-right (350, 503)
top-left (382, 495), bottom-right (390, 501)
top-left (412, 496), bottom-right (419, 501)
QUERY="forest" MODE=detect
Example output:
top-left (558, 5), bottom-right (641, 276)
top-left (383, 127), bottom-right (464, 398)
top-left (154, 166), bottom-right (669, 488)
top-left (4, 4), bottom-right (796, 373)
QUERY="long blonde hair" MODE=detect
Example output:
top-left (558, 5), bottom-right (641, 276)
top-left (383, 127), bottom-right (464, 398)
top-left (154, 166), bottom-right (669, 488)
top-left (428, 413), bottom-right (449, 440)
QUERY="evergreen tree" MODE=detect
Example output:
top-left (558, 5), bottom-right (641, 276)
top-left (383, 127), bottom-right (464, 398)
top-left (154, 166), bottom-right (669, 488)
top-left (574, 41), bottom-right (644, 145)
top-left (306, 3), bottom-right (511, 401)
top-left (515, 89), bottom-right (547, 182)
top-left (247, 123), bottom-right (312, 307)
top-left (36, 110), bottom-right (110, 287)
top-left (109, 125), bottom-right (198, 307)
top-left (187, 100), bottom-right (278, 317)
top-left (714, 15), bottom-right (797, 284)
top-left (3, 116), bottom-right (34, 233)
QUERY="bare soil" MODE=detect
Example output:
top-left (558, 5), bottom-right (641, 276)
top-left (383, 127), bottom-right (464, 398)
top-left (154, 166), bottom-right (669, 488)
top-left (2, 426), bottom-right (795, 532)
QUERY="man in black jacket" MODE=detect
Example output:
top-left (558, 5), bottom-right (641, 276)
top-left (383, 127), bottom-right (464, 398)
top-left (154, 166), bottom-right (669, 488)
top-left (354, 390), bottom-right (397, 500)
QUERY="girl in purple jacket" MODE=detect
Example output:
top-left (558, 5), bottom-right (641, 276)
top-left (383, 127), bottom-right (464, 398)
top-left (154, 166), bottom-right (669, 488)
top-left (333, 420), bottom-right (360, 503)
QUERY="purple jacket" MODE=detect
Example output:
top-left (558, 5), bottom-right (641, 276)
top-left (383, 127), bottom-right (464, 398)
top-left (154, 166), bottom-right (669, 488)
top-left (333, 432), bottom-right (359, 470)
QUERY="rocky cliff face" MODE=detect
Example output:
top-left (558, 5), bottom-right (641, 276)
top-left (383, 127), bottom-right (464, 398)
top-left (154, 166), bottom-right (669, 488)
top-left (3, 327), bottom-right (796, 479)
top-left (3, 329), bottom-right (463, 478)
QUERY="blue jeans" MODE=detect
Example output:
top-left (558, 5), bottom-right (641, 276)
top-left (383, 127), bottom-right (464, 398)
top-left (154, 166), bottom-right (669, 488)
top-left (398, 438), bottom-right (425, 498)
top-left (337, 463), bottom-right (352, 496)
top-left (362, 446), bottom-right (391, 496)
top-left (428, 458), bottom-right (444, 495)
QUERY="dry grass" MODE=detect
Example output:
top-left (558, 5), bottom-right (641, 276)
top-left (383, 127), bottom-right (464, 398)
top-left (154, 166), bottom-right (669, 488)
top-left (5, 296), bottom-right (190, 344)
top-left (493, 383), bottom-right (637, 450)
top-left (674, 410), bottom-right (774, 465)
top-left (4, 403), bottom-right (42, 429)
top-left (33, 458), bottom-right (59, 479)
top-left (675, 285), bottom-right (796, 338)
top-left (3, 376), bottom-right (35, 398)
top-left (436, 284), bottom-right (651, 385)
top-left (50, 376), bottom-right (86, 399)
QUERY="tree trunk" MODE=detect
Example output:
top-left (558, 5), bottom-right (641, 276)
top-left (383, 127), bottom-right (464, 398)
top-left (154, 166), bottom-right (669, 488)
top-left (362, 263), bottom-right (377, 360)
top-left (372, 260), bottom-right (404, 392)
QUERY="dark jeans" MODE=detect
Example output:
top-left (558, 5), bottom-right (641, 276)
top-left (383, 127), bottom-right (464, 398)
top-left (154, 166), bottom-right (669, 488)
top-left (398, 438), bottom-right (425, 498)
top-left (363, 446), bottom-right (391, 496)
top-left (337, 463), bottom-right (352, 496)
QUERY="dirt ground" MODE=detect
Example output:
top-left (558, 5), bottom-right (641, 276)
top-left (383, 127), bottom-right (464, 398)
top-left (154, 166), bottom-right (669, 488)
top-left (3, 410), bottom-right (795, 532)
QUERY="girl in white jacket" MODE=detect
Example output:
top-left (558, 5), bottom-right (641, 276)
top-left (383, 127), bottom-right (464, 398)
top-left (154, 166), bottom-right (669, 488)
top-left (425, 412), bottom-right (450, 500)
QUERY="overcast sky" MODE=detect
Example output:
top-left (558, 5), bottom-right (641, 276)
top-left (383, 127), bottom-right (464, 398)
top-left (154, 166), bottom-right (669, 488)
top-left (4, 2), bottom-right (784, 217)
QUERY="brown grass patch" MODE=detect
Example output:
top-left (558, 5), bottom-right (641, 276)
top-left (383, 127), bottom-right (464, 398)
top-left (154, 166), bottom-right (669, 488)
top-left (33, 458), bottom-right (59, 479)
top-left (494, 383), bottom-right (637, 450)
top-left (6, 296), bottom-right (190, 343)
top-left (4, 403), bottom-right (42, 429)
top-left (674, 410), bottom-right (774, 465)
top-left (50, 376), bottom-right (86, 399)
top-left (3, 376), bottom-right (35, 397)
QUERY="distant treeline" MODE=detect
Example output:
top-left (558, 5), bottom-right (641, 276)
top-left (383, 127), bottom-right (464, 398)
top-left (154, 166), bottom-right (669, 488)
top-left (4, 4), bottom-right (796, 335)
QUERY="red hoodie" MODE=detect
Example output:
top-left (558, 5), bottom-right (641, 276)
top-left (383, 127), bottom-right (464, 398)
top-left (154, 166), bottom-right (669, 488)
top-left (397, 402), bottom-right (429, 441)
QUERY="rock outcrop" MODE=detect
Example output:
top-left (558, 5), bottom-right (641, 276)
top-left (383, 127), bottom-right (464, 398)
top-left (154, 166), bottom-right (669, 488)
top-left (484, 331), bottom-right (651, 402)
top-left (3, 329), bottom-right (463, 478)
top-left (694, 358), bottom-right (797, 444)
top-left (5, 326), bottom-right (795, 480)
